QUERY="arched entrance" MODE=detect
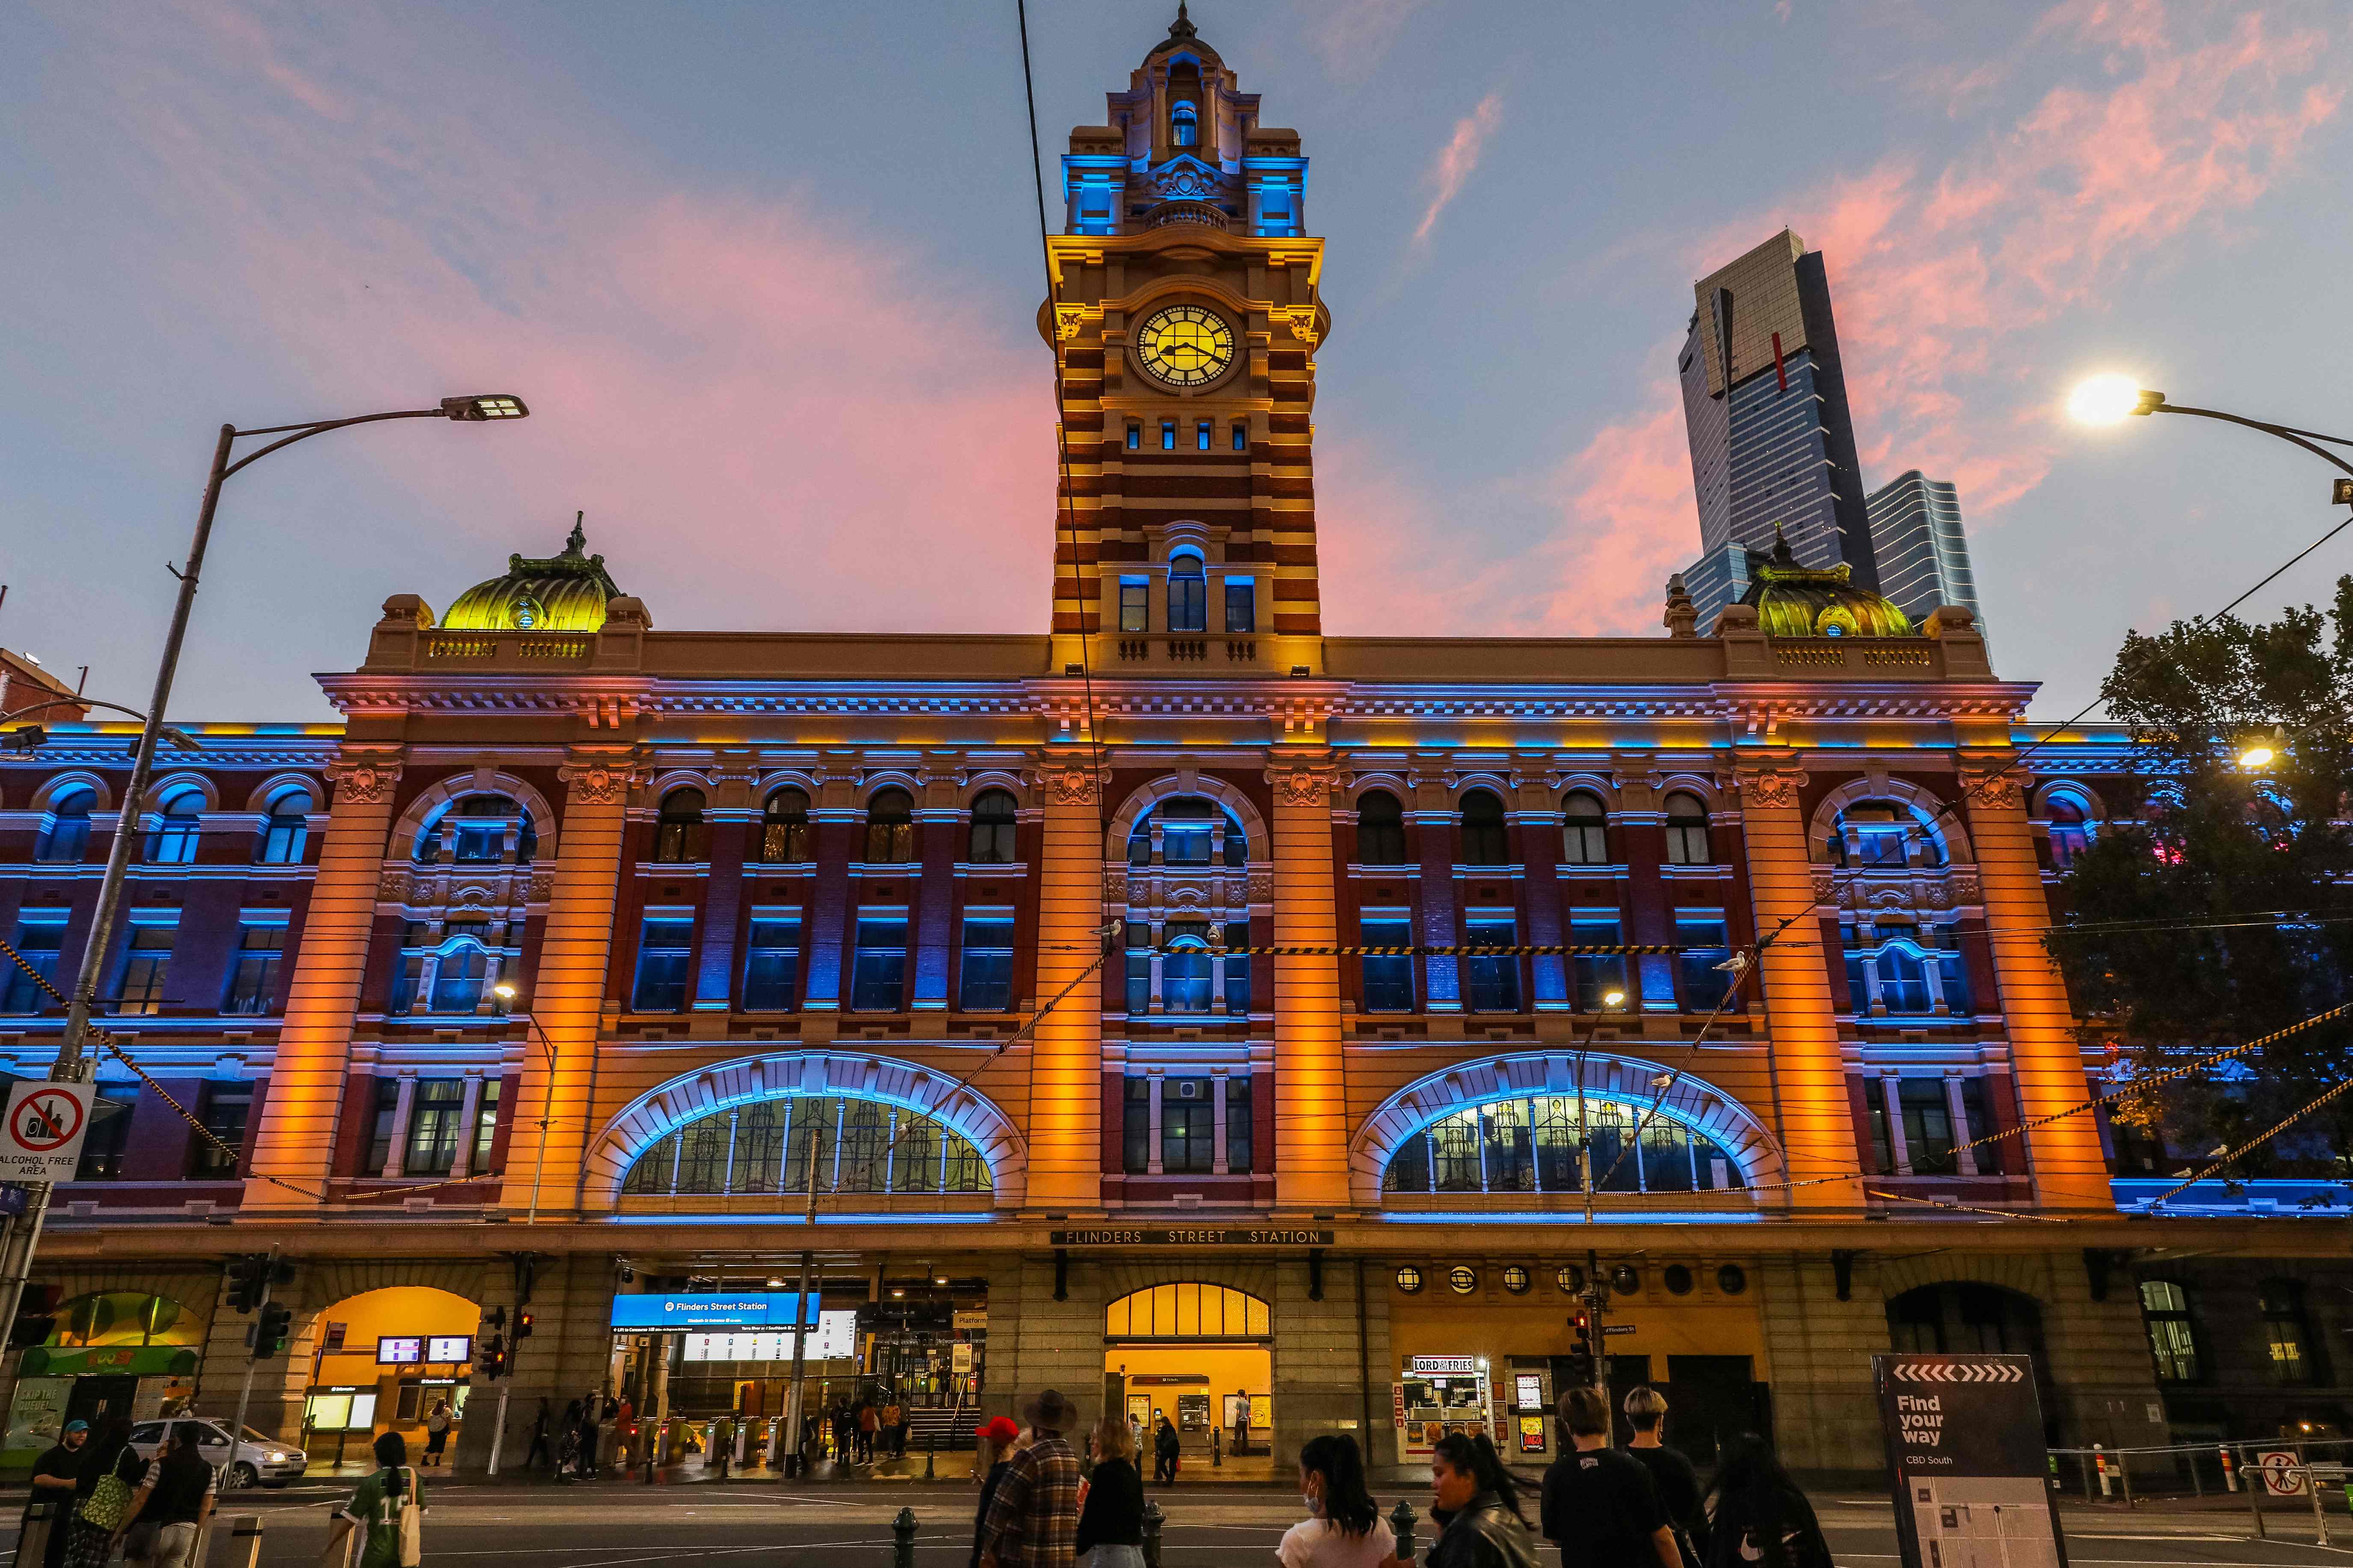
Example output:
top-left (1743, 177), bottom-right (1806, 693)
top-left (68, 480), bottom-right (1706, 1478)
top-left (1105, 1284), bottom-right (1273, 1476)
top-left (1887, 1283), bottom-right (2058, 1443)
top-left (14, 1292), bottom-right (202, 1442)
top-left (304, 1287), bottom-right (481, 1465)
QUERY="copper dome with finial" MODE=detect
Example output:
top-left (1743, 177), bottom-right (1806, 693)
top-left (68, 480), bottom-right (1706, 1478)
top-left (1738, 526), bottom-right (1916, 639)
top-left (440, 513), bottom-right (625, 633)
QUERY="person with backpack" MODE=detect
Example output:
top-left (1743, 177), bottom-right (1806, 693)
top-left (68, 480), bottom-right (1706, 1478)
top-left (141, 1425), bottom-right (215, 1568)
top-left (65, 1418), bottom-right (151, 1568)
top-left (1542, 1387), bottom-right (1677, 1568)
top-left (421, 1402), bottom-right (452, 1469)
top-left (1622, 1388), bottom-right (1707, 1568)
top-left (1702, 1435), bottom-right (1831, 1568)
top-left (1422, 1432), bottom-right (1538, 1568)
top-left (322, 1432), bottom-right (424, 1568)
top-left (1152, 1418), bottom-right (1179, 1486)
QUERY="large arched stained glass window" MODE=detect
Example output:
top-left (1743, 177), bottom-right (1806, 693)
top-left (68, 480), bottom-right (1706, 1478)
top-left (621, 1094), bottom-right (990, 1198)
top-left (1381, 1095), bottom-right (1745, 1196)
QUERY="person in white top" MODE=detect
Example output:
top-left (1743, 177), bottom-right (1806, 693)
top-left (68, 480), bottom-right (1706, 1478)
top-left (1277, 1433), bottom-right (1399, 1568)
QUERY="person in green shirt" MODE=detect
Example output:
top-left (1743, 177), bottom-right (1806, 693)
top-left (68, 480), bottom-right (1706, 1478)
top-left (321, 1434), bottom-right (423, 1568)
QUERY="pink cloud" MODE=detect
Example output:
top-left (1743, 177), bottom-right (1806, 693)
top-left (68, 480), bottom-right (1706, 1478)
top-left (1302, 0), bottom-right (1429, 82)
top-left (1414, 91), bottom-right (1504, 244)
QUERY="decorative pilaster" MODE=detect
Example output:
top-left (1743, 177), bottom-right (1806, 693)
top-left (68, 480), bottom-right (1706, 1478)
top-left (1027, 760), bottom-right (1106, 1211)
top-left (1958, 763), bottom-right (2111, 1210)
top-left (243, 749), bottom-right (405, 1209)
top-left (1268, 757), bottom-right (1350, 1210)
top-left (1733, 764), bottom-right (1863, 1210)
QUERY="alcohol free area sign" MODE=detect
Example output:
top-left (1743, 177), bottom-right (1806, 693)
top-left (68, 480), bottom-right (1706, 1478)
top-left (1874, 1353), bottom-right (2067, 1568)
top-left (0, 1080), bottom-right (94, 1182)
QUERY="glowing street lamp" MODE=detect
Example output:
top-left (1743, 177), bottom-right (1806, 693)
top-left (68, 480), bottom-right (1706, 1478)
top-left (2067, 377), bottom-right (2353, 494)
top-left (2237, 727), bottom-right (2286, 770)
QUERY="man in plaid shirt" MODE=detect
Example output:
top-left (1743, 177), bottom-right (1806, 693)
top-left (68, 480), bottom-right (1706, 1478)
top-left (978, 1388), bottom-right (1083, 1568)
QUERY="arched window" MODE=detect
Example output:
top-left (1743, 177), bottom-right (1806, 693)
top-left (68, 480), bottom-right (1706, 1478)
top-left (619, 1094), bottom-right (990, 1199)
top-left (2047, 793), bottom-right (2094, 869)
top-left (429, 930), bottom-right (490, 1015)
top-left (1459, 789), bottom-right (1509, 867)
top-left (1357, 790), bottom-right (1407, 865)
top-left (1827, 800), bottom-right (1947, 871)
top-left (254, 786), bottom-right (313, 865)
top-left (416, 794), bottom-right (536, 865)
top-left (1562, 792), bottom-right (1609, 866)
top-left (1381, 1094), bottom-right (1745, 1196)
top-left (1171, 101), bottom-right (1198, 149)
top-left (1663, 793), bottom-right (1712, 866)
top-left (144, 787), bottom-right (204, 865)
top-left (652, 787), bottom-right (707, 863)
top-left (865, 787), bottom-right (915, 863)
top-left (969, 789), bottom-right (1018, 864)
top-left (1105, 1284), bottom-right (1271, 1340)
top-left (1128, 796), bottom-right (1246, 867)
top-left (761, 787), bottom-right (811, 862)
top-left (35, 787), bottom-right (93, 864)
top-left (1168, 550), bottom-right (1207, 633)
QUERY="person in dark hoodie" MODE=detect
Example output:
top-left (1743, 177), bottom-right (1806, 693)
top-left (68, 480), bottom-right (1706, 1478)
top-left (1702, 1435), bottom-right (1831, 1568)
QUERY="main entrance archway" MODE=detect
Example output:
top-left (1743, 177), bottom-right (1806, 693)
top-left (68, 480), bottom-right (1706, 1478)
top-left (1104, 1284), bottom-right (1273, 1475)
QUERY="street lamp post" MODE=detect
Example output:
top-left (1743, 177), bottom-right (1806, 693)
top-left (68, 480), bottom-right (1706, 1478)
top-left (491, 984), bottom-right (561, 1227)
top-left (1574, 989), bottom-right (1627, 1226)
top-left (2068, 376), bottom-right (2353, 488)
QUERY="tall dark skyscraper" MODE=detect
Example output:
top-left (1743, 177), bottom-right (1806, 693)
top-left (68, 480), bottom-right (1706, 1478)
top-left (1675, 229), bottom-right (1880, 632)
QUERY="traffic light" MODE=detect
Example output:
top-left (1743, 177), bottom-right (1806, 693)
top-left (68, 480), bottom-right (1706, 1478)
top-left (9, 1284), bottom-right (59, 1350)
top-left (253, 1302), bottom-right (293, 1360)
top-left (479, 1334), bottom-right (508, 1379)
top-left (483, 1305), bottom-right (507, 1331)
top-left (1569, 1307), bottom-right (1594, 1358)
top-left (515, 1309), bottom-right (534, 1340)
top-left (225, 1256), bottom-right (269, 1314)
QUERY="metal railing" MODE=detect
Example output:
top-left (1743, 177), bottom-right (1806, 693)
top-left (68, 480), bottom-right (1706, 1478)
top-left (2050, 1438), bottom-right (2353, 1540)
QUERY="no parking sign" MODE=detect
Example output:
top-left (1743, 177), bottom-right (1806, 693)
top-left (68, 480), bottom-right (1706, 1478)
top-left (0, 1080), bottom-right (94, 1182)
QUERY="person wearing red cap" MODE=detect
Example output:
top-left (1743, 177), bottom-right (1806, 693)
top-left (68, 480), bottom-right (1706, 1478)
top-left (969, 1417), bottom-right (1023, 1568)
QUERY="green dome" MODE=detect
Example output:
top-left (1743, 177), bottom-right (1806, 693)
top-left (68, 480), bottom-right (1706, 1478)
top-left (1741, 531), bottom-right (1915, 639)
top-left (441, 515), bottom-right (623, 633)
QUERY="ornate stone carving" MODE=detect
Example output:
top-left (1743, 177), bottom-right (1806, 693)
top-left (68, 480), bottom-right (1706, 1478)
top-left (527, 873), bottom-right (557, 902)
top-left (1962, 769), bottom-right (2027, 811)
top-left (1043, 765), bottom-right (1102, 807)
top-left (328, 755), bottom-right (402, 806)
top-left (1281, 307), bottom-right (1319, 348)
top-left (1054, 305), bottom-right (1088, 341)
top-left (1101, 872), bottom-right (1128, 904)
top-left (1246, 867), bottom-right (1275, 902)
top-left (1267, 764), bottom-right (1336, 809)
top-left (1948, 869), bottom-right (1982, 903)
top-left (377, 873), bottom-right (411, 902)
top-left (561, 759), bottom-right (633, 806)
top-left (1734, 768), bottom-right (1806, 810)
top-left (1810, 868), bottom-right (1837, 901)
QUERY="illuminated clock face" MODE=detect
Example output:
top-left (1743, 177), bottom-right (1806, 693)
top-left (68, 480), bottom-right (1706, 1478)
top-left (1134, 305), bottom-right (1235, 388)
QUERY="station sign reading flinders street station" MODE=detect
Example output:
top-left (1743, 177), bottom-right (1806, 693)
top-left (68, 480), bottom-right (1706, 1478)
top-left (1048, 1228), bottom-right (1337, 1248)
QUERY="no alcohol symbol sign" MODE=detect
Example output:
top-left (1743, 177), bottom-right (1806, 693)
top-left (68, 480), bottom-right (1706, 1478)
top-left (0, 1080), bottom-right (95, 1182)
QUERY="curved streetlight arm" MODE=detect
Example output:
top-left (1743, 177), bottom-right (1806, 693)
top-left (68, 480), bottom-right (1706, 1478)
top-left (2150, 401), bottom-right (2353, 482)
top-left (221, 408), bottom-right (452, 482)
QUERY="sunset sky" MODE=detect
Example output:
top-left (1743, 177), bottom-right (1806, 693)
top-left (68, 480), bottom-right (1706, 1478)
top-left (1, 0), bottom-right (2345, 720)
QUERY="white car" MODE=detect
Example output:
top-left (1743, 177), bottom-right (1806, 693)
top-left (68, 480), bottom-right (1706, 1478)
top-left (127, 1418), bottom-right (307, 1489)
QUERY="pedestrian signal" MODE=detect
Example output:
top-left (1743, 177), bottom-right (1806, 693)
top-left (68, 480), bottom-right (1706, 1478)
top-left (515, 1309), bottom-right (534, 1340)
top-left (253, 1302), bottom-right (293, 1360)
top-left (225, 1255), bottom-right (270, 1313)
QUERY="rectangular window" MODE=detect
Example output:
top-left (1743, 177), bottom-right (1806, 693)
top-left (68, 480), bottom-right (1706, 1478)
top-left (388, 922), bottom-right (431, 1015)
top-left (1162, 1079), bottom-right (1215, 1173)
top-left (850, 914), bottom-right (908, 1012)
top-left (632, 917), bottom-right (695, 1012)
top-left (1898, 1078), bottom-right (1957, 1174)
top-left (1223, 922), bottom-right (1251, 1013)
top-left (1123, 1078), bottom-right (1151, 1174)
top-left (1225, 1075), bottom-right (1252, 1173)
top-left (366, 1077), bottom-right (402, 1175)
top-left (1125, 422), bottom-right (1141, 451)
top-left (74, 1085), bottom-right (139, 1180)
top-left (453, 820), bottom-right (504, 863)
top-left (1224, 577), bottom-right (1255, 634)
top-left (1196, 419), bottom-right (1212, 451)
top-left (2262, 1284), bottom-right (2315, 1386)
top-left (1160, 419), bottom-right (1176, 451)
top-left (404, 1078), bottom-right (465, 1176)
top-left (1169, 572), bottom-right (1206, 632)
top-left (1119, 577), bottom-right (1149, 633)
top-left (1361, 915), bottom-right (1414, 1011)
top-left (958, 914), bottom-right (1015, 1012)
top-left (1, 918), bottom-right (65, 1014)
top-left (1674, 914), bottom-right (1730, 1010)
top-left (222, 922), bottom-right (287, 1016)
top-left (113, 921), bottom-right (176, 1016)
top-left (1163, 919), bottom-right (1212, 1013)
top-left (187, 1082), bottom-right (253, 1180)
top-left (1231, 421), bottom-right (1247, 453)
top-left (1464, 914), bottom-right (1520, 1012)
top-left (430, 929), bottom-right (489, 1015)
top-left (1570, 913), bottom-right (1626, 1012)
top-left (2140, 1281), bottom-right (2201, 1382)
top-left (742, 916), bottom-right (803, 1011)
top-left (1125, 927), bottom-right (1151, 1015)
top-left (1958, 1078), bottom-right (1994, 1172)
top-left (1867, 1086), bottom-right (1894, 1174)
top-left (471, 1078), bottom-right (502, 1174)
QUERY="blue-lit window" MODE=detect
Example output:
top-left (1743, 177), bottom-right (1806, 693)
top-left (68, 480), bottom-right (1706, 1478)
top-left (653, 787), bottom-right (707, 863)
top-left (255, 786), bottom-right (313, 865)
top-left (75, 1086), bottom-right (140, 1181)
top-left (1120, 577), bottom-right (1149, 633)
top-left (958, 914), bottom-right (1015, 1012)
top-left (1571, 913), bottom-right (1626, 1012)
top-left (621, 1095), bottom-right (988, 1199)
top-left (1828, 802), bottom-right (1947, 870)
top-left (865, 788), bottom-right (915, 864)
top-left (743, 917), bottom-right (801, 1011)
top-left (1169, 552), bottom-right (1207, 632)
top-left (1, 918), bottom-right (65, 1013)
top-left (1226, 1076), bottom-right (1252, 1172)
top-left (2047, 793), bottom-right (2094, 868)
top-left (1674, 914), bottom-right (1731, 1009)
top-left (1171, 101), bottom-right (1197, 148)
top-left (35, 787), bottom-right (93, 863)
top-left (222, 922), bottom-right (286, 1016)
top-left (1161, 419), bottom-right (1176, 451)
top-left (1163, 921), bottom-right (1212, 1013)
top-left (430, 923), bottom-right (490, 1014)
top-left (1126, 926), bottom-right (1152, 1015)
top-left (1845, 918), bottom-right (1969, 1016)
top-left (1460, 789), bottom-right (1509, 866)
top-left (1224, 577), bottom-right (1255, 634)
top-left (1159, 796), bottom-right (1213, 864)
top-left (850, 914), bottom-right (907, 1012)
top-left (1231, 422), bottom-right (1247, 453)
top-left (1663, 793), bottom-right (1712, 865)
top-left (145, 787), bottom-right (203, 865)
top-left (1362, 915), bottom-right (1414, 1011)
top-left (1223, 922), bottom-right (1251, 1013)
top-left (1562, 792), bottom-right (1609, 865)
top-left (1123, 1079), bottom-right (1151, 1172)
top-left (113, 920), bottom-right (176, 1015)
top-left (1126, 422), bottom-right (1141, 451)
top-left (969, 789), bottom-right (1019, 864)
top-left (455, 794), bottom-right (527, 863)
top-left (633, 917), bottom-right (694, 1012)
top-left (1384, 1095), bottom-right (1744, 1196)
top-left (1192, 420), bottom-right (1209, 452)
top-left (1464, 914), bottom-right (1520, 1013)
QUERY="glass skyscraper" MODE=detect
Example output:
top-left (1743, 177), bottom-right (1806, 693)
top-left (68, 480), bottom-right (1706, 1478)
top-left (1867, 471), bottom-right (1983, 640)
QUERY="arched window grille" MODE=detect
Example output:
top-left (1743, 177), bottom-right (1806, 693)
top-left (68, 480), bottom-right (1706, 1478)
top-left (1663, 793), bottom-right (1712, 866)
top-left (1168, 551), bottom-right (1207, 633)
top-left (1459, 789), bottom-right (1509, 867)
top-left (254, 786), bottom-right (313, 865)
top-left (865, 788), bottom-right (916, 863)
top-left (1381, 1095), bottom-right (1746, 1196)
top-left (35, 787), bottom-right (93, 864)
top-left (1357, 790), bottom-right (1407, 865)
top-left (1105, 1284), bottom-right (1270, 1340)
top-left (760, 787), bottom-right (811, 863)
top-left (653, 787), bottom-right (707, 863)
top-left (969, 789), bottom-right (1019, 864)
top-left (1171, 101), bottom-right (1198, 149)
top-left (619, 1094), bottom-right (990, 1198)
top-left (1562, 792), bottom-right (1609, 866)
top-left (1128, 796), bottom-right (1246, 867)
top-left (144, 787), bottom-right (204, 865)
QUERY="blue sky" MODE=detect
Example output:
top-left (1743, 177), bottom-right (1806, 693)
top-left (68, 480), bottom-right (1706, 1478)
top-left (0, 0), bottom-right (2345, 720)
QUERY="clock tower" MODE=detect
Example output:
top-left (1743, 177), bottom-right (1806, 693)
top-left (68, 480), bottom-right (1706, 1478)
top-left (1042, 4), bottom-right (1329, 675)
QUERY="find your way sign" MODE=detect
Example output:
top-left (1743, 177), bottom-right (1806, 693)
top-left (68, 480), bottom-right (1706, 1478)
top-left (1874, 1352), bottom-right (2066, 1568)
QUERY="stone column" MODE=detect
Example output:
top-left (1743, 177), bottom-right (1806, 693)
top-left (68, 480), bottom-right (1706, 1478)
top-left (1959, 765), bottom-right (2112, 1210)
top-left (1734, 765), bottom-right (1862, 1210)
top-left (1027, 761), bottom-right (1105, 1212)
top-left (499, 754), bottom-right (633, 1217)
top-left (1268, 757), bottom-right (1349, 1211)
top-left (243, 750), bottom-right (404, 1209)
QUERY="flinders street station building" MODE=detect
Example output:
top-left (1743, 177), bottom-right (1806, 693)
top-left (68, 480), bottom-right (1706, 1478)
top-left (2, 13), bottom-right (2347, 1483)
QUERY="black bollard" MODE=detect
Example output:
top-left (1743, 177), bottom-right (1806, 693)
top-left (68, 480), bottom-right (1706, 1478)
top-left (1141, 1499), bottom-right (1166, 1568)
top-left (892, 1506), bottom-right (918, 1568)
top-left (1390, 1499), bottom-right (1418, 1560)
top-left (925, 1431), bottom-right (936, 1480)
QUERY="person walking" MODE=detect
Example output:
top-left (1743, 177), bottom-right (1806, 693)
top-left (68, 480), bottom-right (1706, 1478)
top-left (1542, 1387), bottom-right (1677, 1568)
top-left (1422, 1432), bottom-right (1538, 1568)
top-left (525, 1400), bottom-right (552, 1473)
top-left (882, 1397), bottom-right (904, 1460)
top-left (1230, 1390), bottom-right (1251, 1456)
top-left (1074, 1411), bottom-right (1144, 1568)
top-left (421, 1402), bottom-right (452, 1469)
top-left (24, 1417), bottom-right (89, 1568)
top-left (1153, 1418), bottom-right (1179, 1487)
top-left (141, 1426), bottom-right (214, 1568)
top-left (1623, 1389), bottom-right (1706, 1568)
top-left (976, 1388), bottom-right (1082, 1568)
top-left (64, 1418), bottom-right (150, 1568)
top-left (1277, 1433), bottom-right (1395, 1568)
top-left (576, 1397), bottom-right (602, 1480)
top-left (857, 1399), bottom-right (879, 1464)
top-left (1701, 1436), bottom-right (1830, 1568)
top-left (969, 1418), bottom-right (1022, 1568)
top-left (322, 1433), bottom-right (423, 1568)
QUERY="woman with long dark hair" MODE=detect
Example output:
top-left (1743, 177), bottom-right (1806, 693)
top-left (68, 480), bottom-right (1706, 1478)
top-left (1703, 1435), bottom-right (1829, 1568)
top-left (1277, 1432), bottom-right (1394, 1567)
top-left (1422, 1432), bottom-right (1537, 1568)
top-left (65, 1418), bottom-right (148, 1568)
top-left (322, 1432), bottom-right (424, 1568)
